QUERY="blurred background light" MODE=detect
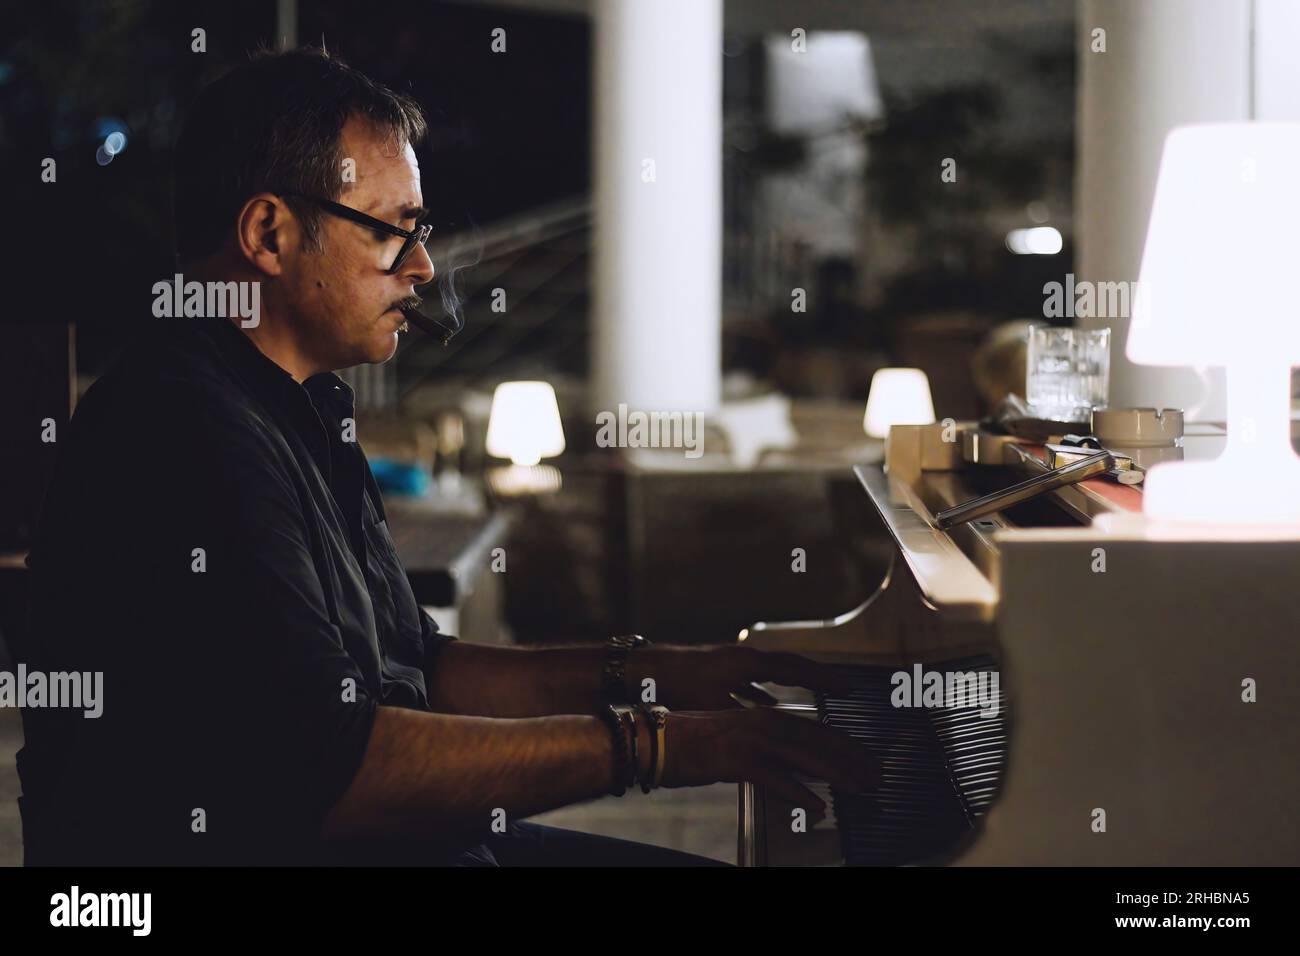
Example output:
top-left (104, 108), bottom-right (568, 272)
top-left (1005, 226), bottom-right (1063, 255)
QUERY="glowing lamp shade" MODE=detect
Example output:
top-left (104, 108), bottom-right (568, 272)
top-left (1131, 123), bottom-right (1300, 525)
top-left (864, 368), bottom-right (936, 439)
top-left (485, 381), bottom-right (566, 467)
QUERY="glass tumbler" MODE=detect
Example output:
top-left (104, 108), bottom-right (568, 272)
top-left (1025, 326), bottom-right (1111, 424)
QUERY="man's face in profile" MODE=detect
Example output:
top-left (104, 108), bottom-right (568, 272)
top-left (280, 116), bottom-right (435, 370)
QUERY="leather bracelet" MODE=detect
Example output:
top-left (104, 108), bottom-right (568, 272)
top-left (639, 706), bottom-right (657, 795)
top-left (597, 705), bottom-right (633, 796)
top-left (602, 634), bottom-right (649, 705)
top-left (639, 705), bottom-right (670, 793)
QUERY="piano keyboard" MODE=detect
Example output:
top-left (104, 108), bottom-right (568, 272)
top-left (817, 656), bottom-right (1007, 866)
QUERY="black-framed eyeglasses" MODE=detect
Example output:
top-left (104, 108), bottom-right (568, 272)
top-left (277, 191), bottom-right (432, 274)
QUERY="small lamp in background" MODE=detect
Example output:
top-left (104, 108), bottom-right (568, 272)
top-left (1130, 122), bottom-right (1300, 525)
top-left (864, 368), bottom-right (936, 439)
top-left (485, 381), bottom-right (566, 496)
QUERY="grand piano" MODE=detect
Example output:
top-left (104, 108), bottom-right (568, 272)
top-left (737, 421), bottom-right (1300, 866)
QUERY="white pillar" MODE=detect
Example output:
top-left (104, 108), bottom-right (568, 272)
top-left (592, 0), bottom-right (722, 415)
top-left (1075, 0), bottom-right (1252, 419)
top-left (276, 0), bottom-right (297, 50)
top-left (1255, 0), bottom-right (1300, 120)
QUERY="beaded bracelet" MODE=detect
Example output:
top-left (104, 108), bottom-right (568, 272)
top-left (602, 634), bottom-right (649, 705)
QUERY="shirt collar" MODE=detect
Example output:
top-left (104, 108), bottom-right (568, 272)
top-left (200, 318), bottom-right (355, 421)
top-left (303, 371), bottom-right (356, 423)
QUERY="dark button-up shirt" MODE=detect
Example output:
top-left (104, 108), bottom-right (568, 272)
top-left (17, 316), bottom-right (452, 865)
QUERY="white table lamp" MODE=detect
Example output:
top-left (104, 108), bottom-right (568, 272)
top-left (486, 381), bottom-right (566, 466)
top-left (485, 382), bottom-right (566, 496)
top-left (1131, 122), bottom-right (1300, 525)
top-left (864, 368), bottom-right (936, 439)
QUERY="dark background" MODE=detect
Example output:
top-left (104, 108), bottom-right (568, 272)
top-left (0, 0), bottom-right (591, 373)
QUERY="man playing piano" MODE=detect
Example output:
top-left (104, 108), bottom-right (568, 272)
top-left (16, 47), bottom-right (875, 866)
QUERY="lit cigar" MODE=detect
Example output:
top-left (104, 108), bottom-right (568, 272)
top-left (399, 305), bottom-right (463, 346)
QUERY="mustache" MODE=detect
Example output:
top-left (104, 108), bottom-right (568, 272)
top-left (389, 294), bottom-right (424, 314)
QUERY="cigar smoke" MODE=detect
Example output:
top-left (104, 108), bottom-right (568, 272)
top-left (398, 222), bottom-right (481, 346)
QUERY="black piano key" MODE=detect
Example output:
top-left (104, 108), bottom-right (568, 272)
top-left (816, 655), bottom-right (1008, 866)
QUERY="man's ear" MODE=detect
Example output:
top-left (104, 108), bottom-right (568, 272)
top-left (235, 193), bottom-right (294, 277)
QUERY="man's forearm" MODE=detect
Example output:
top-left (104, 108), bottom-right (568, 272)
top-left (424, 642), bottom-right (610, 717)
top-left (321, 704), bottom-right (634, 842)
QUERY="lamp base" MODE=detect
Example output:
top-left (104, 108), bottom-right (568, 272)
top-left (486, 463), bottom-right (563, 497)
top-left (1141, 456), bottom-right (1300, 526)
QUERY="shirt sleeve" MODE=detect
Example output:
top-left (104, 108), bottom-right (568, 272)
top-left (357, 445), bottom-right (458, 683)
top-left (419, 605), bottom-right (459, 676)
